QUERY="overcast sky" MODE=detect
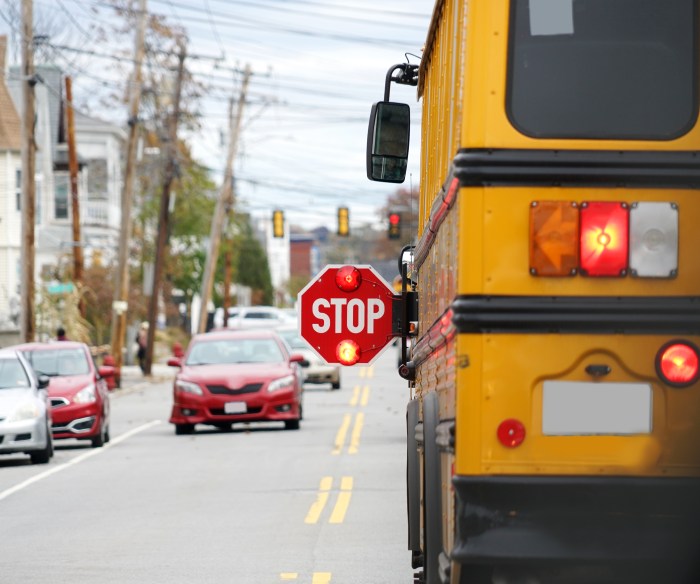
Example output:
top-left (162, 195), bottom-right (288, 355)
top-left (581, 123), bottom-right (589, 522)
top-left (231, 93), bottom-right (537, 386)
top-left (1, 0), bottom-right (432, 232)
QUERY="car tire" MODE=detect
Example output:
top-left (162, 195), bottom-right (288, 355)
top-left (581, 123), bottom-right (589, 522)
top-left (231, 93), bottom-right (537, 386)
top-left (91, 419), bottom-right (106, 448)
top-left (284, 418), bottom-right (300, 430)
top-left (331, 380), bottom-right (341, 390)
top-left (175, 423), bottom-right (195, 435)
top-left (30, 437), bottom-right (52, 465)
top-left (104, 424), bottom-right (111, 443)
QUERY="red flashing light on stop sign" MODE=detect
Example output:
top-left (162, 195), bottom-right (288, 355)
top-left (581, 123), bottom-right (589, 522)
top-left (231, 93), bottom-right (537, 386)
top-left (337, 339), bottom-right (361, 365)
top-left (335, 265), bottom-right (362, 292)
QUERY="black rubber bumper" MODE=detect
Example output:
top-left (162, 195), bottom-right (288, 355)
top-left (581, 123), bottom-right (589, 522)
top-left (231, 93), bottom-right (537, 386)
top-left (452, 475), bottom-right (700, 567)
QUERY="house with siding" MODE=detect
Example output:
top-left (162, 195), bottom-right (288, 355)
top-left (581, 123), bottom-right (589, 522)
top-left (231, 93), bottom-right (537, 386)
top-left (0, 36), bottom-right (22, 330)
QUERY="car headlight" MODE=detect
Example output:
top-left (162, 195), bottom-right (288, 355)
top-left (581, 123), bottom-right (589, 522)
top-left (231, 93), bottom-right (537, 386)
top-left (175, 379), bottom-right (203, 396)
top-left (8, 401), bottom-right (41, 422)
top-left (74, 383), bottom-right (97, 404)
top-left (268, 374), bottom-right (296, 393)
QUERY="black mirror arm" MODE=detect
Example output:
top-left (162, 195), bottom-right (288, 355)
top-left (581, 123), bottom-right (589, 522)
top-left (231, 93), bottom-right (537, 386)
top-left (384, 64), bottom-right (419, 101)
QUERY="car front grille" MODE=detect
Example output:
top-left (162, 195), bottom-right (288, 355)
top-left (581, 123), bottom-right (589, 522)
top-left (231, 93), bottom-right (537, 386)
top-left (50, 397), bottom-right (70, 408)
top-left (209, 406), bottom-right (263, 416)
top-left (206, 383), bottom-right (263, 395)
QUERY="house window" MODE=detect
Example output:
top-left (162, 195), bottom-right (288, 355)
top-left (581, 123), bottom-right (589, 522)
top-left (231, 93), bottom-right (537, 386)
top-left (54, 177), bottom-right (68, 220)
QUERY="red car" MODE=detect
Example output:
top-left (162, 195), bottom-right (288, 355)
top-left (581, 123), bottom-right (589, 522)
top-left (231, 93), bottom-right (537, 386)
top-left (16, 342), bottom-right (112, 448)
top-left (168, 329), bottom-right (306, 434)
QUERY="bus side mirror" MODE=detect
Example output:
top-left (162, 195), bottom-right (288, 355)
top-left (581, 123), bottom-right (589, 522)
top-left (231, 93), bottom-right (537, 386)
top-left (366, 101), bottom-right (410, 183)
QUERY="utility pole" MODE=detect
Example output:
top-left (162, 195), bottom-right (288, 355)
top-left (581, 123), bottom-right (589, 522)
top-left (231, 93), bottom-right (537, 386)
top-left (144, 40), bottom-right (186, 376)
top-left (20, 0), bottom-right (36, 342)
top-left (197, 64), bottom-right (251, 333)
top-left (65, 76), bottom-right (85, 318)
top-left (110, 0), bottom-right (147, 371)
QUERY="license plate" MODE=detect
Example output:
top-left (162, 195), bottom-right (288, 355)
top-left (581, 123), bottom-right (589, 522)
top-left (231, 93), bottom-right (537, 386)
top-left (542, 381), bottom-right (652, 435)
top-left (224, 401), bottom-right (247, 414)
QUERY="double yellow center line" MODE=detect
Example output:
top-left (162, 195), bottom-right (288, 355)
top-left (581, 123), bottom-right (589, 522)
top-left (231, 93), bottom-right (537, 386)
top-left (304, 476), bottom-right (353, 524)
top-left (332, 385), bottom-right (369, 455)
top-left (280, 573), bottom-right (331, 583)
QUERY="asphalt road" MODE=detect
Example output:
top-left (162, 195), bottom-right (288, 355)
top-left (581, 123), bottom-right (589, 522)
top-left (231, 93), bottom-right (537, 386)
top-left (0, 346), bottom-right (413, 584)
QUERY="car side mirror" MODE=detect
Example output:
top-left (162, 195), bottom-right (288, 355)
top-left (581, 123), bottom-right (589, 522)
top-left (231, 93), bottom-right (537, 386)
top-left (38, 374), bottom-right (50, 390)
top-left (366, 101), bottom-right (410, 183)
top-left (289, 353), bottom-right (309, 367)
top-left (167, 357), bottom-right (182, 368)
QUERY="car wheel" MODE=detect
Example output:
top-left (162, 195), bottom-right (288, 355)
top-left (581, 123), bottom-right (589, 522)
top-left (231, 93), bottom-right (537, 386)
top-left (331, 380), bottom-right (341, 390)
top-left (30, 438), bottom-right (52, 465)
top-left (91, 419), bottom-right (106, 448)
top-left (104, 424), bottom-right (111, 444)
top-left (175, 423), bottom-right (195, 435)
top-left (284, 418), bottom-right (300, 430)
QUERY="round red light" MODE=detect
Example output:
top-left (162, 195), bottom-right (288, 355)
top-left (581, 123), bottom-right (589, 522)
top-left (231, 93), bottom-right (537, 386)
top-left (657, 341), bottom-right (700, 387)
top-left (336, 340), bottom-right (360, 366)
top-left (335, 265), bottom-right (362, 292)
top-left (389, 213), bottom-right (400, 225)
top-left (497, 419), bottom-right (526, 448)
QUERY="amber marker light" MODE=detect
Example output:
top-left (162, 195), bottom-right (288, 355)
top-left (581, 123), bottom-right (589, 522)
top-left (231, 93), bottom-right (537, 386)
top-left (336, 340), bottom-right (361, 366)
top-left (579, 201), bottom-right (629, 277)
top-left (497, 419), bottom-right (526, 448)
top-left (656, 341), bottom-right (700, 388)
top-left (529, 201), bottom-right (579, 276)
top-left (335, 265), bottom-right (362, 292)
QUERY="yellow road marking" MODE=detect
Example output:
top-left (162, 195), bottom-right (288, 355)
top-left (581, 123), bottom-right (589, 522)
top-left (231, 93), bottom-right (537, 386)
top-left (360, 385), bottom-right (370, 407)
top-left (280, 574), bottom-right (298, 581)
top-left (366, 366), bottom-right (374, 378)
top-left (331, 414), bottom-right (352, 455)
top-left (359, 367), bottom-right (366, 378)
top-left (312, 574), bottom-right (332, 584)
top-left (329, 477), bottom-right (353, 524)
top-left (349, 385), bottom-right (360, 406)
top-left (305, 477), bottom-right (332, 524)
top-left (348, 412), bottom-right (364, 455)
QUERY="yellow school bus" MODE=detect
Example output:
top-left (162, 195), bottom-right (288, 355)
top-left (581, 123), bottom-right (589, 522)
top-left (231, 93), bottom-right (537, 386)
top-left (367, 1), bottom-right (700, 583)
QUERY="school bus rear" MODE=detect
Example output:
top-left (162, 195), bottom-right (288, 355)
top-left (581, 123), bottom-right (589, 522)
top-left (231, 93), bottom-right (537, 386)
top-left (408, 0), bottom-right (700, 582)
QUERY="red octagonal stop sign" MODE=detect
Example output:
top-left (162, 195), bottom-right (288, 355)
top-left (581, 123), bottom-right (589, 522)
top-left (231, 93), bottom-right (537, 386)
top-left (298, 265), bottom-right (398, 365)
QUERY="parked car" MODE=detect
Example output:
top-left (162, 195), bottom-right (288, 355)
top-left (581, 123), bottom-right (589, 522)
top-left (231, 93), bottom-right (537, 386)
top-left (276, 326), bottom-right (341, 390)
top-left (168, 329), bottom-right (307, 434)
top-left (16, 342), bottom-right (112, 448)
top-left (0, 349), bottom-right (53, 464)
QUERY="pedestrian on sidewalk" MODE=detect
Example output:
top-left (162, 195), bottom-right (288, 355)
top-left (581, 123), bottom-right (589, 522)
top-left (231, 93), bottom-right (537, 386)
top-left (136, 322), bottom-right (148, 374)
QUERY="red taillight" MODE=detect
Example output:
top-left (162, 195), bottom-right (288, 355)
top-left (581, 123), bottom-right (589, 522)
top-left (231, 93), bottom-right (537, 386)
top-left (497, 419), bottom-right (526, 448)
top-left (336, 340), bottom-right (360, 366)
top-left (335, 265), bottom-right (362, 292)
top-left (579, 202), bottom-right (629, 277)
top-left (656, 341), bottom-right (700, 387)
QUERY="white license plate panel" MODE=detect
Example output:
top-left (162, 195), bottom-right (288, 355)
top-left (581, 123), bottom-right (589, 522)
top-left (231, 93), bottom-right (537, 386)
top-left (542, 381), bottom-right (652, 435)
top-left (224, 401), bottom-right (247, 414)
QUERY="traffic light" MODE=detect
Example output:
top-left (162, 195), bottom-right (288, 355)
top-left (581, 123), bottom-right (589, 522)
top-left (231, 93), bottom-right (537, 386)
top-left (337, 206), bottom-right (350, 237)
top-left (272, 209), bottom-right (285, 238)
top-left (388, 212), bottom-right (401, 240)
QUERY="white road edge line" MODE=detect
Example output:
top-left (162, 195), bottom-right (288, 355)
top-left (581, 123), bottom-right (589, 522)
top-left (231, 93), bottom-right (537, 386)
top-left (0, 420), bottom-right (162, 502)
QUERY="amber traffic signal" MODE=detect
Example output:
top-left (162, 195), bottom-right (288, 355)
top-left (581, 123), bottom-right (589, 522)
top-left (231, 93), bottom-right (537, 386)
top-left (272, 209), bottom-right (284, 238)
top-left (338, 207), bottom-right (350, 236)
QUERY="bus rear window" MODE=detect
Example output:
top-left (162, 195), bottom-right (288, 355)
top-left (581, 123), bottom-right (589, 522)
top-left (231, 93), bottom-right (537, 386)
top-left (507, 0), bottom-right (697, 140)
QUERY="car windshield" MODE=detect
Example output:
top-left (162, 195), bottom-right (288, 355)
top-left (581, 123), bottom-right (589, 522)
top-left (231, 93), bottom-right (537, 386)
top-left (24, 348), bottom-right (90, 377)
top-left (277, 330), bottom-right (309, 350)
top-left (0, 358), bottom-right (30, 389)
top-left (186, 338), bottom-right (285, 365)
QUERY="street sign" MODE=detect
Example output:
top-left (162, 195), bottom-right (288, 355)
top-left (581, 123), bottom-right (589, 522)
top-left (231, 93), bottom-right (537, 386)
top-left (298, 265), bottom-right (398, 365)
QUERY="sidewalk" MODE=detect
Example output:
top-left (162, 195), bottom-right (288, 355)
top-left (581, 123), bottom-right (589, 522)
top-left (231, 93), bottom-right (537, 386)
top-left (119, 363), bottom-right (176, 389)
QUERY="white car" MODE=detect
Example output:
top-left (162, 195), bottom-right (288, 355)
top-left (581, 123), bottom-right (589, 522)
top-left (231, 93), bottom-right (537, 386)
top-left (0, 350), bottom-right (54, 464)
top-left (222, 306), bottom-right (288, 330)
top-left (277, 326), bottom-right (341, 390)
